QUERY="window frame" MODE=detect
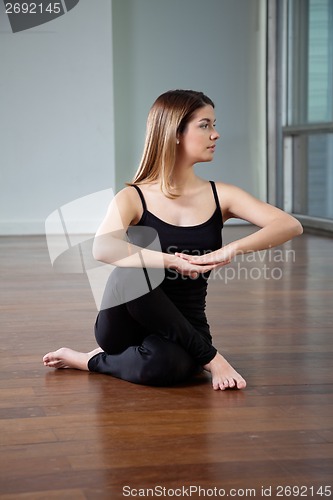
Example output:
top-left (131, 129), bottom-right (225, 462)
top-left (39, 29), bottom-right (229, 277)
top-left (267, 0), bottom-right (333, 233)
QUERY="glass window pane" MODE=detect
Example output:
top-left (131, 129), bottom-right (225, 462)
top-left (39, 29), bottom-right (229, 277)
top-left (293, 133), bottom-right (333, 218)
top-left (308, 0), bottom-right (333, 122)
top-left (287, 0), bottom-right (333, 125)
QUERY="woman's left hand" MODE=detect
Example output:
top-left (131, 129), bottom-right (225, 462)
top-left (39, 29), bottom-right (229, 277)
top-left (175, 245), bottom-right (235, 267)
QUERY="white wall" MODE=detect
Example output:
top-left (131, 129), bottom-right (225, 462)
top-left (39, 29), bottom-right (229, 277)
top-left (112, 0), bottom-right (267, 199)
top-left (0, 0), bottom-right (266, 235)
top-left (0, 0), bottom-right (115, 234)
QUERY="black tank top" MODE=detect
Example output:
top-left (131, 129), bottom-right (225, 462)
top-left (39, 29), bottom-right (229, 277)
top-left (130, 181), bottom-right (223, 321)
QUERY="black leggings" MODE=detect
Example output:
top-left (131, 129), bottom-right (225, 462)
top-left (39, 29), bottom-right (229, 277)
top-left (88, 268), bottom-right (217, 386)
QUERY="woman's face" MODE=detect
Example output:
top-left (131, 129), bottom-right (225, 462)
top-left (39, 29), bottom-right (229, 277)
top-left (177, 105), bottom-right (220, 164)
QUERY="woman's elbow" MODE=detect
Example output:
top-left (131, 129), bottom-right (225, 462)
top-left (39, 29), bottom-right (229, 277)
top-left (289, 216), bottom-right (303, 237)
top-left (92, 240), bottom-right (107, 263)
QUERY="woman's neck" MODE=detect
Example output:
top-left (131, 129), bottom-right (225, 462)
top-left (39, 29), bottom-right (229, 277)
top-left (168, 166), bottom-right (201, 193)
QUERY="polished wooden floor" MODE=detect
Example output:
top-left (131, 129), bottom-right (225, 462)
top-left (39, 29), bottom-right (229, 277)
top-left (0, 228), bottom-right (332, 499)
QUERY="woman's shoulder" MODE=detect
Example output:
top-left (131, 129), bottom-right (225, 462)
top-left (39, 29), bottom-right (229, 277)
top-left (111, 186), bottom-right (145, 215)
top-left (214, 181), bottom-right (239, 199)
top-left (116, 185), bottom-right (142, 202)
top-left (213, 182), bottom-right (252, 216)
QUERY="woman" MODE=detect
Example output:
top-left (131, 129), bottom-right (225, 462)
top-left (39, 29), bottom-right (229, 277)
top-left (43, 90), bottom-right (303, 390)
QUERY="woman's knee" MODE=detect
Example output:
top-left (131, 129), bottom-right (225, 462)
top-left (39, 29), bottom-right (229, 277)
top-left (136, 336), bottom-right (196, 386)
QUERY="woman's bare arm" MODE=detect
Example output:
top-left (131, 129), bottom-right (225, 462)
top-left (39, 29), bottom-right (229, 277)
top-left (176, 183), bottom-right (303, 265)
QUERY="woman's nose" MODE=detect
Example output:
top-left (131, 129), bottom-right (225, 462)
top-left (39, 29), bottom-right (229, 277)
top-left (210, 129), bottom-right (220, 140)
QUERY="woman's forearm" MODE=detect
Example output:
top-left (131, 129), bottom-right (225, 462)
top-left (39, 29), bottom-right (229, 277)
top-left (113, 246), bottom-right (175, 269)
top-left (93, 232), bottom-right (174, 269)
top-left (228, 216), bottom-right (303, 257)
top-left (176, 215), bottom-right (302, 266)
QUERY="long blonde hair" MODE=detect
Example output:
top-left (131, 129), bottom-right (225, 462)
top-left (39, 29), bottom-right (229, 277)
top-left (129, 90), bottom-right (214, 198)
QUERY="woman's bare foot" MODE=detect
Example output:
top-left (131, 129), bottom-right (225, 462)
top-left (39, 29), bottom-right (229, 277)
top-left (43, 347), bottom-right (103, 371)
top-left (203, 352), bottom-right (246, 391)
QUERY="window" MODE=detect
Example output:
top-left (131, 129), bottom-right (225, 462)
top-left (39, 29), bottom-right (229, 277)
top-left (279, 0), bottom-right (333, 228)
